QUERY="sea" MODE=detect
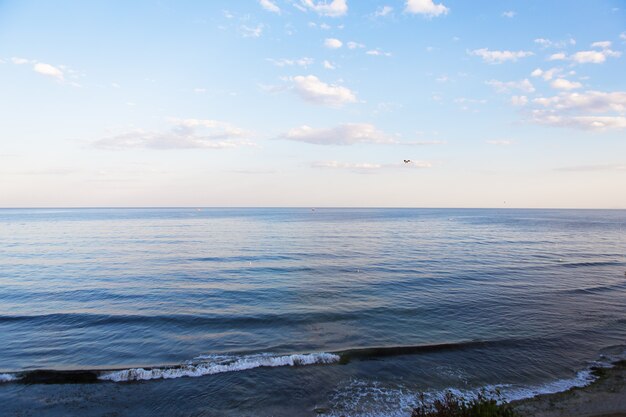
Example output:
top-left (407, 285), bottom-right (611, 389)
top-left (0, 208), bottom-right (625, 417)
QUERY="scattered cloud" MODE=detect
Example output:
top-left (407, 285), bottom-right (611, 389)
top-left (347, 41), bottom-right (365, 49)
top-left (533, 91), bottom-right (626, 113)
top-left (290, 75), bottom-right (357, 107)
top-left (468, 48), bottom-right (534, 64)
top-left (531, 67), bottom-right (562, 81)
top-left (502, 11), bottom-right (516, 18)
top-left (324, 38), bottom-right (343, 49)
top-left (534, 37), bottom-right (576, 49)
top-left (621, 32), bottom-right (626, 42)
top-left (300, 0), bottom-right (348, 17)
top-left (267, 57), bottom-right (314, 67)
top-left (312, 161), bottom-right (384, 171)
top-left (591, 41), bottom-right (612, 49)
top-left (93, 119), bottom-right (254, 150)
top-left (259, 0), bottom-right (281, 14)
top-left (240, 24), bottom-right (264, 38)
top-left (283, 123), bottom-right (393, 145)
top-left (374, 5), bottom-right (393, 17)
top-left (530, 114), bottom-right (626, 130)
top-left (550, 78), bottom-right (582, 90)
top-left (33, 62), bottom-right (64, 80)
top-left (405, 0), bottom-right (449, 17)
top-left (323, 60), bottom-right (336, 70)
top-left (486, 79), bottom-right (535, 93)
top-left (529, 90), bottom-right (626, 130)
top-left (11, 57), bottom-right (30, 65)
top-left (571, 49), bottom-right (620, 64)
top-left (548, 52), bottom-right (567, 61)
top-left (366, 49), bottom-right (392, 57)
top-left (312, 160), bottom-right (432, 172)
top-left (559, 41), bottom-right (622, 64)
top-left (511, 95), bottom-right (528, 106)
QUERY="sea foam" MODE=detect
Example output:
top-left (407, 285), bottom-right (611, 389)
top-left (99, 352), bottom-right (340, 382)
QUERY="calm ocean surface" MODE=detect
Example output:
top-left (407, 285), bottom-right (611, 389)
top-left (0, 208), bottom-right (625, 416)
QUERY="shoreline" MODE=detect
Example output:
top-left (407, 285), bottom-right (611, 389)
top-left (513, 360), bottom-right (626, 417)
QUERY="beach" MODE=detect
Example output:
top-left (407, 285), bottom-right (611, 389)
top-left (514, 360), bottom-right (626, 417)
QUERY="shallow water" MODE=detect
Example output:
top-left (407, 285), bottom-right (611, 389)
top-left (0, 208), bottom-right (625, 416)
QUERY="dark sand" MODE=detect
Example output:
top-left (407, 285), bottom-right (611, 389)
top-left (514, 361), bottom-right (626, 417)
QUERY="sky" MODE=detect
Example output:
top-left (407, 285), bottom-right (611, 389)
top-left (1, 0), bottom-right (625, 208)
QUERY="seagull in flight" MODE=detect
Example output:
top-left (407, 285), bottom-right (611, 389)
top-left (403, 159), bottom-right (411, 164)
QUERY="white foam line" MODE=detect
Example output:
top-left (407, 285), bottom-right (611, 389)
top-left (0, 373), bottom-right (19, 383)
top-left (99, 352), bottom-right (340, 382)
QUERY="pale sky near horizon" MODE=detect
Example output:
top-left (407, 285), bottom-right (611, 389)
top-left (1, 0), bottom-right (625, 208)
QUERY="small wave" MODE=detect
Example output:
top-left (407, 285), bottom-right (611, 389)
top-left (0, 373), bottom-right (19, 383)
top-left (325, 369), bottom-right (599, 417)
top-left (559, 260), bottom-right (624, 268)
top-left (335, 340), bottom-right (508, 364)
top-left (99, 352), bottom-right (340, 382)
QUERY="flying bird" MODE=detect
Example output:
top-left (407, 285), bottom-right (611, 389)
top-left (403, 159), bottom-right (411, 164)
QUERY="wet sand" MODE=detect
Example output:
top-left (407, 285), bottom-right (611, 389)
top-left (514, 361), bottom-right (626, 417)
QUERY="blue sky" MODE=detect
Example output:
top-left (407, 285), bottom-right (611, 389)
top-left (1, 0), bottom-right (625, 208)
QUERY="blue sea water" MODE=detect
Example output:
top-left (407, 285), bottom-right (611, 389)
top-left (0, 208), bottom-right (625, 416)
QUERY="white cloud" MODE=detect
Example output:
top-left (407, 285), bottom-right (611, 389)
top-left (259, 0), bottom-right (280, 13)
top-left (366, 49), bottom-right (392, 57)
top-left (486, 78), bottom-right (535, 93)
top-left (374, 6), bottom-right (393, 17)
top-left (571, 50), bottom-right (611, 64)
top-left (11, 57), bottom-right (30, 65)
top-left (502, 11), bottom-right (516, 18)
top-left (530, 113), bottom-right (626, 130)
top-left (468, 48), bottom-right (534, 64)
top-left (530, 67), bottom-right (562, 81)
top-left (510, 96), bottom-right (528, 106)
top-left (301, 0), bottom-right (348, 17)
top-left (528, 90), bottom-right (626, 131)
top-left (534, 37), bottom-right (576, 49)
top-left (267, 57), bottom-right (314, 67)
top-left (533, 91), bottom-right (626, 113)
top-left (324, 38), bottom-right (343, 49)
top-left (94, 119), bottom-right (254, 150)
top-left (33, 62), bottom-right (64, 80)
top-left (570, 42), bottom-right (621, 64)
top-left (550, 78), bottom-right (582, 90)
top-left (312, 161), bottom-right (384, 170)
top-left (548, 52), bottom-right (567, 61)
top-left (323, 60), bottom-right (336, 69)
top-left (240, 24), bottom-right (264, 38)
top-left (347, 41), bottom-right (365, 49)
top-left (291, 75), bottom-right (357, 107)
top-left (312, 160), bottom-right (432, 171)
top-left (591, 41), bottom-right (612, 49)
top-left (621, 32), bottom-right (626, 41)
top-left (284, 123), bottom-right (393, 145)
top-left (405, 0), bottom-right (449, 17)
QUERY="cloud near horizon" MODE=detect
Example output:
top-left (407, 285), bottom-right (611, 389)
top-left (312, 160), bottom-right (432, 172)
top-left (283, 123), bottom-right (394, 145)
top-left (93, 119), bottom-right (255, 150)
